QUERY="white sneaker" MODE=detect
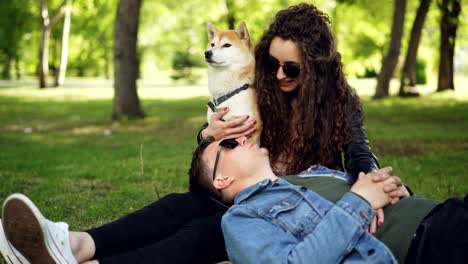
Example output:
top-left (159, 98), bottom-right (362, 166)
top-left (2, 193), bottom-right (78, 264)
top-left (0, 219), bottom-right (30, 264)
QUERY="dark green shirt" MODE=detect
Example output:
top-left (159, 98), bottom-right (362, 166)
top-left (285, 176), bottom-right (438, 263)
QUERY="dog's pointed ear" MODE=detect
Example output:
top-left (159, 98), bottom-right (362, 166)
top-left (236, 21), bottom-right (250, 41)
top-left (207, 22), bottom-right (217, 39)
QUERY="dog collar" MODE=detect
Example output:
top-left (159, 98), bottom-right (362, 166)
top-left (207, 84), bottom-right (250, 112)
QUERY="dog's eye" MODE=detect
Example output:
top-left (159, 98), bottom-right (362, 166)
top-left (222, 43), bottom-right (231, 48)
top-left (211, 43), bottom-right (215, 47)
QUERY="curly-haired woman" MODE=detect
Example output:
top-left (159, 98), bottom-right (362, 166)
top-left (0, 4), bottom-right (409, 264)
top-left (203, 4), bottom-right (378, 178)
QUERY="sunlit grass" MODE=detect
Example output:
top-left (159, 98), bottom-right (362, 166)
top-left (0, 77), bottom-right (467, 234)
top-left (0, 84), bottom-right (209, 101)
top-left (1, 75), bottom-right (467, 101)
top-left (350, 75), bottom-right (468, 99)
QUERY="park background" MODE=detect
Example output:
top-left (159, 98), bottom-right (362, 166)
top-left (0, 0), bottom-right (467, 235)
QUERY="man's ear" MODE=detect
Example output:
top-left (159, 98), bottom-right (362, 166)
top-left (213, 174), bottom-right (235, 190)
top-left (207, 22), bottom-right (217, 39)
top-left (236, 21), bottom-right (250, 41)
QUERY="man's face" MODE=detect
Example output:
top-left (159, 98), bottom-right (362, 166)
top-left (202, 137), bottom-right (269, 184)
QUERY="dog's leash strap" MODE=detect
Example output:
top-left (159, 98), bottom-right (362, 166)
top-left (206, 83), bottom-right (250, 112)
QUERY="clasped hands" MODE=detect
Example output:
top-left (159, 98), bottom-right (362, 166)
top-left (351, 167), bottom-right (410, 234)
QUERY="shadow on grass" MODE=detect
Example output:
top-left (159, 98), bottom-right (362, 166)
top-left (0, 96), bottom-right (208, 137)
top-left (0, 92), bottom-right (467, 226)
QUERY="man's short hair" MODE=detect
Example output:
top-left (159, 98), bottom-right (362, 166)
top-left (188, 136), bottom-right (223, 201)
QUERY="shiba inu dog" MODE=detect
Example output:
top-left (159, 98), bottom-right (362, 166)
top-left (204, 21), bottom-right (262, 143)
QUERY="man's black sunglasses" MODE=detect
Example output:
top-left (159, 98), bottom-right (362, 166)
top-left (212, 138), bottom-right (239, 181)
top-left (267, 56), bottom-right (302, 79)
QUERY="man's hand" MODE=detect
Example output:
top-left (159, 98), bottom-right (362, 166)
top-left (362, 167), bottom-right (410, 233)
top-left (350, 172), bottom-right (392, 210)
top-left (202, 107), bottom-right (257, 140)
top-left (370, 167), bottom-right (410, 204)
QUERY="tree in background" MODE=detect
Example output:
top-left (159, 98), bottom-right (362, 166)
top-left (399, 0), bottom-right (432, 97)
top-left (374, 0), bottom-right (407, 99)
top-left (332, 0), bottom-right (395, 78)
top-left (66, 0), bottom-right (116, 79)
top-left (54, 0), bottom-right (72, 87)
top-left (1, 0), bottom-right (466, 93)
top-left (112, 0), bottom-right (144, 120)
top-left (167, 1), bottom-right (206, 84)
top-left (38, 0), bottom-right (73, 88)
top-left (224, 0), bottom-right (237, 29)
top-left (437, 0), bottom-right (461, 92)
top-left (98, 1), bottom-right (116, 80)
top-left (0, 0), bottom-right (35, 80)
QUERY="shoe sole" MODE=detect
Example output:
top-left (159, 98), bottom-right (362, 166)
top-left (2, 194), bottom-right (62, 264)
top-left (0, 220), bottom-right (27, 264)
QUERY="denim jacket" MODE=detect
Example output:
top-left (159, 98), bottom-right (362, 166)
top-left (297, 164), bottom-right (354, 183)
top-left (221, 178), bottom-right (397, 264)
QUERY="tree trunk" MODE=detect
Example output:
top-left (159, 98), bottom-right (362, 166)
top-left (55, 0), bottom-right (72, 87)
top-left (38, 0), bottom-right (66, 88)
top-left (374, 0), bottom-right (407, 99)
top-left (112, 0), bottom-right (144, 120)
top-left (225, 0), bottom-right (236, 29)
top-left (39, 0), bottom-right (51, 88)
top-left (15, 54), bottom-right (21, 80)
top-left (437, 0), bottom-right (461, 92)
top-left (399, 0), bottom-right (431, 97)
top-left (1, 53), bottom-right (12, 80)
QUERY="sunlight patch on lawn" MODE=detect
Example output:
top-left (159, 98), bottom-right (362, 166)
top-left (0, 76), bottom-right (466, 102)
top-left (350, 75), bottom-right (468, 100)
top-left (71, 126), bottom-right (111, 135)
top-left (373, 139), bottom-right (468, 157)
top-left (0, 84), bottom-right (209, 102)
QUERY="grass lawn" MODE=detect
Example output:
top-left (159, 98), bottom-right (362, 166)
top-left (0, 78), bottom-right (467, 235)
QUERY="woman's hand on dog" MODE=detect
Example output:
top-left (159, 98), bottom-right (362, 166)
top-left (202, 107), bottom-right (257, 141)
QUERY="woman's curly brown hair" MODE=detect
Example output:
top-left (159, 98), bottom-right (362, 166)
top-left (255, 3), bottom-right (362, 175)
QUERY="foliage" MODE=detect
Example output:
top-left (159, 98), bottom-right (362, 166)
top-left (66, 0), bottom-right (117, 77)
top-left (416, 58), bottom-right (427, 84)
top-left (0, 0), bottom-right (467, 81)
top-left (0, 0), bottom-right (36, 79)
top-left (334, 0), bottom-right (393, 76)
top-left (170, 50), bottom-right (204, 84)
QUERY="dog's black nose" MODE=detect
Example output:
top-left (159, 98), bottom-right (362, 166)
top-left (204, 50), bottom-right (213, 59)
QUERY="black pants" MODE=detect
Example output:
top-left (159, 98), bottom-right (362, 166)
top-left (405, 194), bottom-right (468, 264)
top-left (86, 191), bottom-right (228, 264)
top-left (86, 191), bottom-right (468, 264)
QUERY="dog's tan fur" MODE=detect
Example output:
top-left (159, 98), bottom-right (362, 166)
top-left (205, 22), bottom-right (262, 143)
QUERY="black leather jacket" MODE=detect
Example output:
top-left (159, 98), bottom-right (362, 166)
top-left (329, 108), bottom-right (379, 180)
top-left (197, 108), bottom-right (379, 182)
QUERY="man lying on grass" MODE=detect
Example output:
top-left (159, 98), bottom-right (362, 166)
top-left (1, 136), bottom-right (467, 263)
top-left (191, 137), bottom-right (467, 263)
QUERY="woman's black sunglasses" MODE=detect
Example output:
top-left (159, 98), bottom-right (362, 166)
top-left (212, 138), bottom-right (239, 181)
top-left (267, 56), bottom-right (301, 79)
